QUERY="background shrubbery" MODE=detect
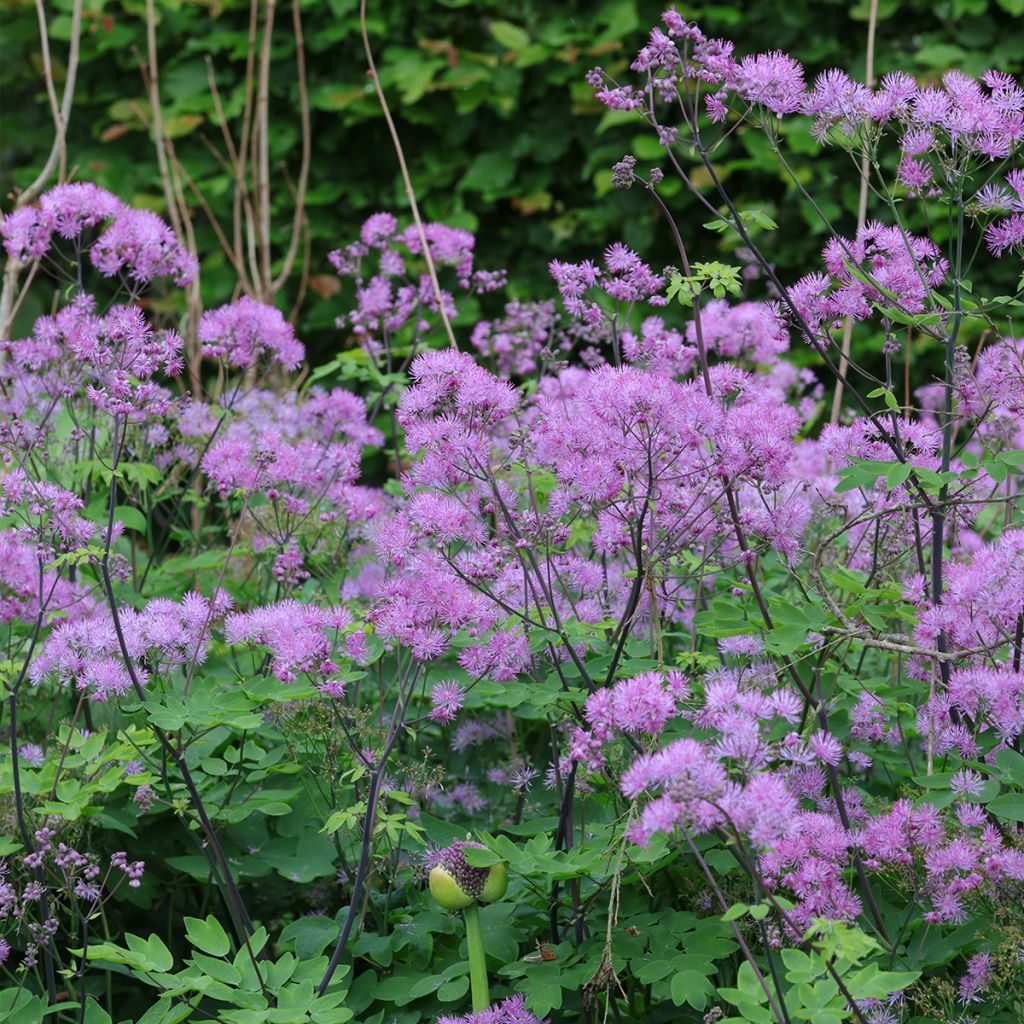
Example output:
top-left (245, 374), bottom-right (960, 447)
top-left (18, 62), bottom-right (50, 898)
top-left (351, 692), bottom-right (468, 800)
top-left (4, 0), bottom-right (1024, 361)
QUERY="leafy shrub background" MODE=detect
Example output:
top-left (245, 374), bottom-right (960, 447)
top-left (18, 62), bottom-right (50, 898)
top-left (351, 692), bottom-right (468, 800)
top-left (5, 0), bottom-right (1024, 362)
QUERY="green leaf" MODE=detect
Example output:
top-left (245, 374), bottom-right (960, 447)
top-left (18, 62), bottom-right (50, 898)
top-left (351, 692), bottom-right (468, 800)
top-left (845, 964), bottom-right (920, 999)
top-left (114, 505), bottom-right (148, 533)
top-left (184, 915), bottom-right (231, 957)
top-left (986, 793), bottom-right (1024, 822)
top-left (722, 902), bottom-right (749, 921)
top-left (782, 947), bottom-right (821, 984)
top-left (82, 1001), bottom-right (113, 1024)
top-left (994, 747), bottom-right (1024, 786)
top-left (885, 462), bottom-right (911, 489)
top-left (463, 846), bottom-right (502, 867)
top-left (490, 20), bottom-right (530, 50)
top-left (459, 152), bottom-right (514, 193)
top-left (670, 969), bottom-right (714, 1008)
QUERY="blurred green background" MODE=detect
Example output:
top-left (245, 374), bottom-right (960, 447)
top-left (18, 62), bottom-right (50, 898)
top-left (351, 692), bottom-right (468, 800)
top-left (3, 0), bottom-right (1023, 361)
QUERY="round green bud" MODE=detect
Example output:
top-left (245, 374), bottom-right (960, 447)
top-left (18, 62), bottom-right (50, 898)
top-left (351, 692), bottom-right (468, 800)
top-left (429, 864), bottom-right (477, 910)
top-left (479, 860), bottom-right (508, 903)
top-left (427, 841), bottom-right (508, 910)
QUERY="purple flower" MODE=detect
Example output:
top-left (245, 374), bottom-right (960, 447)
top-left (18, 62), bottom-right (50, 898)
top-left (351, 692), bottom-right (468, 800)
top-left (958, 951), bottom-right (993, 1004)
top-left (18, 743), bottom-right (44, 767)
top-left (199, 297), bottom-right (305, 371)
top-left (429, 680), bottom-right (465, 724)
top-left (438, 994), bottom-right (547, 1024)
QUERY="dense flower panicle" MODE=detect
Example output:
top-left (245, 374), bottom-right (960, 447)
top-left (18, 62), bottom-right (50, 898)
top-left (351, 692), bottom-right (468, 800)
top-left (792, 222), bottom-right (948, 334)
top-left (224, 601), bottom-right (355, 685)
top-left (0, 470), bottom-right (97, 552)
top-left (470, 299), bottom-right (611, 378)
top-left (550, 243), bottom-right (666, 325)
top-left (301, 387), bottom-right (385, 448)
top-left (200, 386), bottom-right (384, 451)
top-left (914, 530), bottom-right (1024, 654)
top-left (203, 430), bottom-right (359, 509)
top-left (457, 628), bottom-right (531, 684)
top-left (1, 184), bottom-right (125, 264)
top-left (959, 335), bottom-right (1024, 423)
top-left (531, 365), bottom-right (719, 512)
top-left (401, 350), bottom-right (520, 430)
top-left (199, 297), bottom-right (305, 370)
top-left (1, 183), bottom-right (124, 263)
top-left (596, 11), bottom-right (808, 120)
top-left (330, 214), bottom-right (506, 351)
top-left (687, 300), bottom-right (790, 365)
top-left (30, 592), bottom-right (231, 700)
top-left (1, 183), bottom-right (197, 286)
top-left (0, 530), bottom-right (91, 625)
top-left (734, 50), bottom-right (806, 115)
top-left (981, 169), bottom-right (1024, 256)
top-left (397, 350), bottom-right (519, 490)
top-left (621, 315), bottom-right (696, 376)
top-left (6, 294), bottom-right (184, 418)
top-left (958, 952), bottom-right (994, 1005)
top-left (603, 7), bottom-right (1024, 169)
top-left (90, 207), bottom-right (198, 286)
top-left (368, 556), bottom-right (493, 662)
top-left (571, 671), bottom-right (688, 772)
top-left (196, 382), bottom-right (387, 561)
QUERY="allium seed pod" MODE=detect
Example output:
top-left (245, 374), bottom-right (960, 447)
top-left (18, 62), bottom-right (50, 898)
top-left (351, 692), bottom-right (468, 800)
top-left (428, 841), bottom-right (508, 911)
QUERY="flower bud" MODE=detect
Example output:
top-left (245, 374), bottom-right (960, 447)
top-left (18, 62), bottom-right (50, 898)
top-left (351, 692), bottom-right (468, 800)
top-left (428, 841), bottom-right (508, 911)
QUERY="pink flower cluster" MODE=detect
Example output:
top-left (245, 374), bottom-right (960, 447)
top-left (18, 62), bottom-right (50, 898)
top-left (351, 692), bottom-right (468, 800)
top-left (549, 242), bottom-right (666, 326)
top-left (0, 530), bottom-right (91, 626)
top-left (30, 592), bottom-right (232, 700)
top-left (224, 601), bottom-right (363, 687)
top-left (438, 995), bottom-right (546, 1024)
top-left (1, 182), bottom-right (197, 285)
top-left (5, 293), bottom-right (183, 418)
top-left (791, 223), bottom-right (948, 334)
top-left (329, 213), bottom-right (505, 353)
top-left (199, 296), bottom-right (305, 371)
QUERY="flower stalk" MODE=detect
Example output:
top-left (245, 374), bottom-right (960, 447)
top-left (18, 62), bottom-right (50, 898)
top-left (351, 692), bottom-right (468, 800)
top-left (463, 901), bottom-right (489, 1012)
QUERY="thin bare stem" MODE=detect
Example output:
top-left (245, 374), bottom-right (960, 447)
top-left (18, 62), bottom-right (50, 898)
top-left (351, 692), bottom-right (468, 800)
top-left (1, 0), bottom-right (82, 340)
top-left (358, 0), bottom-right (458, 349)
top-left (255, 0), bottom-right (276, 298)
top-left (830, 0), bottom-right (879, 424)
top-left (270, 0), bottom-right (311, 293)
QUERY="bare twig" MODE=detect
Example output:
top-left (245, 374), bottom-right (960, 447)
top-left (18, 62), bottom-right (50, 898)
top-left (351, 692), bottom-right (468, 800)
top-left (0, 0), bottom-right (82, 340)
top-left (830, 0), bottom-right (880, 423)
top-left (358, 0), bottom-right (458, 349)
top-left (271, 0), bottom-right (311, 293)
top-left (254, 0), bottom-right (276, 298)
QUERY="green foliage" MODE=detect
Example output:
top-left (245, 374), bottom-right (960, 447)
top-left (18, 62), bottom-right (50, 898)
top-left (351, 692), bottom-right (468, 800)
top-left (5, 0), bottom-right (1024, 366)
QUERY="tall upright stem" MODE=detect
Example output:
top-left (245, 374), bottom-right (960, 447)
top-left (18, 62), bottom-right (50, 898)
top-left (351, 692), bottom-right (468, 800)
top-left (830, 0), bottom-right (879, 423)
top-left (463, 902), bottom-right (490, 1013)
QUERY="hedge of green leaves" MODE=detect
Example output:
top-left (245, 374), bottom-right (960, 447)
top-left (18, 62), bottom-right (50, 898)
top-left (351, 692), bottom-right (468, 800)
top-left (5, 0), bottom-right (1024, 363)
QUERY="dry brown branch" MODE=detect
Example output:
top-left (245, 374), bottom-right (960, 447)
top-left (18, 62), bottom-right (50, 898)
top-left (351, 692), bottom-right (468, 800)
top-left (829, 0), bottom-right (879, 424)
top-left (271, 0), bottom-right (312, 294)
top-left (255, 0), bottom-right (276, 298)
top-left (359, 0), bottom-right (459, 349)
top-left (1, 0), bottom-right (82, 340)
